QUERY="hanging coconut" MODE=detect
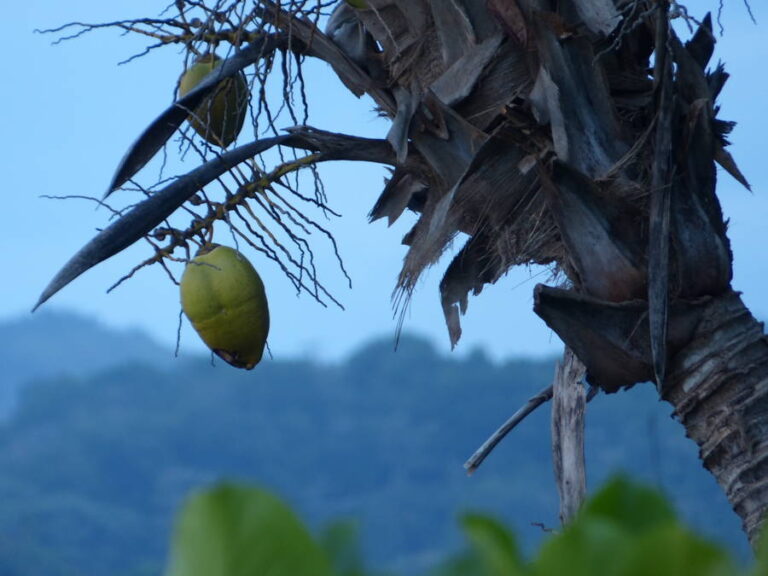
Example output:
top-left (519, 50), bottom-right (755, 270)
top-left (180, 244), bottom-right (270, 369)
top-left (178, 53), bottom-right (249, 147)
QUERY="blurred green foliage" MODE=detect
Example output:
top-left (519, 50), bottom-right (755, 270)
top-left (166, 477), bottom-right (763, 576)
top-left (319, 521), bottom-right (369, 576)
top-left (166, 484), bottom-right (332, 576)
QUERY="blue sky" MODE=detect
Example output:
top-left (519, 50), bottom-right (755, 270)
top-left (3, 2), bottom-right (766, 363)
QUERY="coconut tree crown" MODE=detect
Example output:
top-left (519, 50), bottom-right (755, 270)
top-left (36, 0), bottom-right (767, 546)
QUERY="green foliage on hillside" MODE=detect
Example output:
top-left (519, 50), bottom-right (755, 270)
top-left (0, 311), bottom-right (172, 417)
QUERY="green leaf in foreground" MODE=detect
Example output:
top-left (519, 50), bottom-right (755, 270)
top-left (579, 475), bottom-right (675, 533)
top-left (622, 523), bottom-right (734, 576)
top-left (460, 513), bottom-right (525, 576)
top-left (319, 521), bottom-right (367, 576)
top-left (753, 523), bottom-right (768, 576)
top-left (534, 517), bottom-right (631, 576)
top-left (165, 483), bottom-right (333, 576)
top-left (534, 477), bottom-right (733, 576)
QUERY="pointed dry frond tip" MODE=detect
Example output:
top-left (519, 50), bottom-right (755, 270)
top-left (715, 144), bottom-right (751, 191)
top-left (33, 136), bottom-right (288, 311)
top-left (105, 36), bottom-right (284, 198)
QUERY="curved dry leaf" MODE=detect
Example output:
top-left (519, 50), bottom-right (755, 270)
top-left (486, 0), bottom-right (527, 46)
top-left (107, 36), bottom-right (283, 196)
top-left (35, 137), bottom-right (288, 310)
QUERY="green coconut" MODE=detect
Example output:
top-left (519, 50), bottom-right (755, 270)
top-left (180, 245), bottom-right (270, 369)
top-left (178, 54), bottom-right (249, 147)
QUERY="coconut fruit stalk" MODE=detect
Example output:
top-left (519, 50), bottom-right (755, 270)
top-left (178, 54), bottom-right (249, 147)
top-left (180, 244), bottom-right (270, 369)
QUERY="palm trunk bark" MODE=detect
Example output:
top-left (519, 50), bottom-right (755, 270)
top-left (663, 291), bottom-right (768, 546)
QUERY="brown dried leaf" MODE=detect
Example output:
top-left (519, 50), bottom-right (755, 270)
top-left (573, 0), bottom-right (621, 37)
top-left (369, 171), bottom-right (428, 226)
top-left (715, 143), bottom-right (751, 191)
top-left (486, 0), bottom-right (528, 46)
top-left (431, 34), bottom-right (504, 106)
top-left (430, 0), bottom-right (477, 66)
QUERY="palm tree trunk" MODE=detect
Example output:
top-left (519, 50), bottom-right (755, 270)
top-left (663, 291), bottom-right (768, 546)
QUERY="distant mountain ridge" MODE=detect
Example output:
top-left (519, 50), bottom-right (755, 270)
top-left (0, 310), bottom-right (174, 417)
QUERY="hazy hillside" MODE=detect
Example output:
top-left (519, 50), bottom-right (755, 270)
top-left (0, 315), bottom-right (750, 575)
top-left (0, 311), bottom-right (174, 417)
